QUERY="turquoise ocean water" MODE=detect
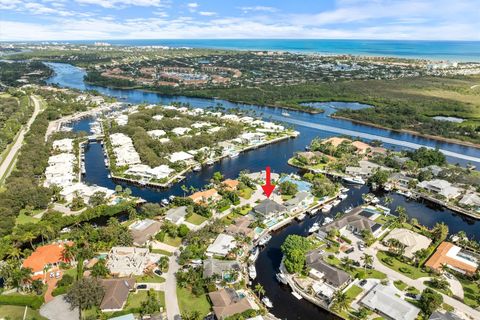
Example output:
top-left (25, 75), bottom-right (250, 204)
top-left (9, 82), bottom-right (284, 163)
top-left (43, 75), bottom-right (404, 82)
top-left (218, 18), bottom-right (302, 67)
top-left (67, 39), bottom-right (480, 61)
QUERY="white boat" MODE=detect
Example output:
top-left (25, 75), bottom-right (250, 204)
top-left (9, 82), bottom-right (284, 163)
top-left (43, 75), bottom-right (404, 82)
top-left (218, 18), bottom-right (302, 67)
top-left (206, 159), bottom-right (214, 165)
top-left (296, 213), bottom-right (306, 221)
top-left (397, 190), bottom-right (412, 198)
top-left (107, 174), bottom-right (111, 178)
top-left (339, 193), bottom-right (348, 200)
top-left (384, 184), bottom-right (392, 191)
top-left (160, 199), bottom-right (169, 206)
top-left (371, 197), bottom-right (380, 204)
top-left (322, 217), bottom-right (333, 226)
top-left (345, 206), bottom-right (353, 213)
top-left (276, 273), bottom-right (288, 285)
top-left (322, 204), bottom-right (332, 213)
top-left (248, 265), bottom-right (257, 280)
top-left (291, 291), bottom-right (302, 300)
top-left (340, 187), bottom-right (349, 193)
top-left (249, 247), bottom-right (259, 262)
top-left (169, 195), bottom-right (176, 201)
top-left (343, 176), bottom-right (366, 185)
top-left (282, 112), bottom-right (291, 117)
top-left (262, 297), bottom-right (273, 308)
top-left (258, 234), bottom-right (272, 246)
top-left (229, 151), bottom-right (240, 158)
top-left (332, 200), bottom-right (341, 207)
top-left (308, 222), bottom-right (320, 233)
top-left (193, 165), bottom-right (201, 172)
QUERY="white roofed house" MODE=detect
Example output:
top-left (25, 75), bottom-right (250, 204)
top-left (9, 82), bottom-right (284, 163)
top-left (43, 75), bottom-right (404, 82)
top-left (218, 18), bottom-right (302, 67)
top-left (152, 114), bottom-right (164, 121)
top-left (106, 247), bottom-right (158, 277)
top-left (171, 127), bottom-right (191, 136)
top-left (459, 192), bottom-right (480, 208)
top-left (239, 132), bottom-right (266, 145)
top-left (114, 114), bottom-right (129, 126)
top-left (284, 191), bottom-right (315, 214)
top-left (191, 121), bottom-right (211, 129)
top-left (110, 133), bottom-right (133, 146)
top-left (165, 206), bottom-right (189, 225)
top-left (52, 138), bottom-right (73, 152)
top-left (124, 164), bottom-right (173, 181)
top-left (221, 114), bottom-right (240, 122)
top-left (206, 234), bottom-right (237, 258)
top-left (147, 130), bottom-right (166, 139)
top-left (168, 151), bottom-right (194, 164)
top-left (417, 179), bottom-right (463, 200)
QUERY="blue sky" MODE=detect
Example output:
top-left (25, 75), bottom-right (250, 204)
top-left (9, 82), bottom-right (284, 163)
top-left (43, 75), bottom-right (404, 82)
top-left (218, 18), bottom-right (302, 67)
top-left (1, 0), bottom-right (479, 41)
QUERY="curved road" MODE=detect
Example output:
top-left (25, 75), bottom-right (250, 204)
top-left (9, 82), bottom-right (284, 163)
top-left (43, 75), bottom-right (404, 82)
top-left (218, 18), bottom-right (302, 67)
top-left (0, 95), bottom-right (42, 182)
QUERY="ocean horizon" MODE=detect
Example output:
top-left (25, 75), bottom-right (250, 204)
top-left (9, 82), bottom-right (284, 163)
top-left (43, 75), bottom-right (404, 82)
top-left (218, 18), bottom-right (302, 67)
top-left (21, 39), bottom-right (480, 62)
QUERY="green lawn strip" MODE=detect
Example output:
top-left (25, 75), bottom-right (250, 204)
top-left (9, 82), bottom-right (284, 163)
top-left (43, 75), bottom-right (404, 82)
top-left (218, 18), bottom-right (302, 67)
top-left (376, 251), bottom-right (430, 279)
top-left (124, 290), bottom-right (166, 310)
top-left (15, 212), bottom-right (41, 225)
top-left (0, 305), bottom-right (47, 320)
top-left (162, 235), bottom-right (183, 247)
top-left (423, 281), bottom-right (453, 296)
top-left (186, 213), bottom-right (208, 225)
top-left (150, 248), bottom-right (173, 256)
top-left (135, 275), bottom-right (165, 283)
top-left (176, 287), bottom-right (211, 318)
top-left (393, 280), bottom-right (408, 291)
top-left (457, 277), bottom-right (480, 308)
top-left (324, 255), bottom-right (386, 279)
top-left (345, 285), bottom-right (363, 300)
top-left (238, 187), bottom-right (254, 200)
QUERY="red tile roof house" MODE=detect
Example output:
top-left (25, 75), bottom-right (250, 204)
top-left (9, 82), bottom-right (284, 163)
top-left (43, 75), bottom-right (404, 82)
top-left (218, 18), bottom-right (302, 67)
top-left (22, 241), bottom-right (73, 282)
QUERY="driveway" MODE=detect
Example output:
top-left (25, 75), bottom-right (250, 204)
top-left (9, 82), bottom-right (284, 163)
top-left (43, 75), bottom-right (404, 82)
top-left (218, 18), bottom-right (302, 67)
top-left (40, 294), bottom-right (79, 320)
top-left (444, 274), bottom-right (464, 300)
top-left (165, 252), bottom-right (181, 320)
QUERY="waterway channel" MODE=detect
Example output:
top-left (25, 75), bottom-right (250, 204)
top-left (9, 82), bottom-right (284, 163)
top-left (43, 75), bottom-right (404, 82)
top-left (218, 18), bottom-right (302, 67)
top-left (45, 62), bottom-right (480, 319)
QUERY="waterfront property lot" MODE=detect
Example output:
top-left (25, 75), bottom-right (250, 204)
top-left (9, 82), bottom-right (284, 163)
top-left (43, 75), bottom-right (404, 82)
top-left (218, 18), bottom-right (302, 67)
top-left (376, 251), bottom-right (430, 279)
top-left (176, 286), bottom-right (211, 318)
top-left (186, 212), bottom-right (208, 225)
top-left (0, 305), bottom-right (47, 320)
top-left (135, 274), bottom-right (166, 283)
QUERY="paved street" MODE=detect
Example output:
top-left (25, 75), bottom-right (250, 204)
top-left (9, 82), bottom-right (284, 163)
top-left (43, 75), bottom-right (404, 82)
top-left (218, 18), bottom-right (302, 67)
top-left (40, 295), bottom-right (79, 320)
top-left (165, 252), bottom-right (181, 320)
top-left (0, 95), bottom-right (42, 182)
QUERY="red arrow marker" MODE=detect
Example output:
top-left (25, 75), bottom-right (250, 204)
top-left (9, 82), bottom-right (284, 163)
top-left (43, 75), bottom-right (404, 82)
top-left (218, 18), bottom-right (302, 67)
top-left (261, 166), bottom-right (275, 198)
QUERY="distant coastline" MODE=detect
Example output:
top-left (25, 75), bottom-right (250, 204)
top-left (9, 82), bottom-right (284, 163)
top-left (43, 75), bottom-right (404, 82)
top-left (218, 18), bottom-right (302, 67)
top-left (15, 39), bottom-right (480, 62)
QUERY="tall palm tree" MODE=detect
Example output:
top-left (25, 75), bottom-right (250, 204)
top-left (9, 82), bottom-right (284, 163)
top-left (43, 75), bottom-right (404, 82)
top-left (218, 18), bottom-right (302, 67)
top-left (340, 257), bottom-right (354, 272)
top-left (254, 283), bottom-right (265, 299)
top-left (361, 253), bottom-right (373, 271)
top-left (331, 290), bottom-right (350, 313)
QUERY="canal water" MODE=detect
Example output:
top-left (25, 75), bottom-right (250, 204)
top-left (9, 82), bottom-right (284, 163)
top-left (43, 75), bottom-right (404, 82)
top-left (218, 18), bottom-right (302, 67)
top-left (45, 62), bottom-right (480, 319)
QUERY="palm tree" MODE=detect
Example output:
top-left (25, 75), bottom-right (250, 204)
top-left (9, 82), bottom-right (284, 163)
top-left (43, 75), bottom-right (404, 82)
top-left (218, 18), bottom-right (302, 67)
top-left (361, 253), bottom-right (373, 271)
top-left (384, 196), bottom-right (393, 207)
top-left (254, 283), bottom-right (265, 299)
top-left (340, 257), bottom-right (354, 272)
top-left (395, 206), bottom-right (408, 224)
top-left (181, 185), bottom-right (188, 197)
top-left (331, 290), bottom-right (350, 313)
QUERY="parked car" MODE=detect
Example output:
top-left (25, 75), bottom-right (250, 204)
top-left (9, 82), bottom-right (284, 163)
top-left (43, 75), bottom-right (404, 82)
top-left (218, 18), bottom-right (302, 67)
top-left (345, 247), bottom-right (354, 254)
top-left (359, 279), bottom-right (367, 287)
top-left (137, 284), bottom-right (147, 289)
top-left (358, 242), bottom-right (365, 251)
top-left (405, 293), bottom-right (418, 299)
top-left (154, 269), bottom-right (163, 276)
top-left (55, 271), bottom-right (61, 278)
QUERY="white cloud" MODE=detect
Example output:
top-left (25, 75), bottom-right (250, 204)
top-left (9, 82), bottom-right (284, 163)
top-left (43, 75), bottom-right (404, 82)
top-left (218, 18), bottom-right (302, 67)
top-left (75, 0), bottom-right (164, 8)
top-left (199, 11), bottom-right (216, 16)
top-left (187, 2), bottom-right (198, 8)
top-left (239, 6), bottom-right (278, 13)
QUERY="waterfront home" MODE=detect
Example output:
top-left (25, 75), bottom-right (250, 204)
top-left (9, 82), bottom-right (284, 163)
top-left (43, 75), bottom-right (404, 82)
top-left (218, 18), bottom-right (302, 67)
top-left (52, 138), bottom-right (73, 152)
top-left (114, 114), bottom-right (129, 126)
top-left (209, 288), bottom-right (254, 320)
top-left (322, 137), bottom-right (349, 147)
top-left (208, 126), bottom-right (223, 133)
top-left (422, 165), bottom-right (444, 177)
top-left (202, 257), bottom-right (241, 280)
top-left (171, 127), bottom-right (191, 136)
top-left (59, 182), bottom-right (115, 203)
top-left (191, 121), bottom-right (211, 129)
top-left (389, 173), bottom-right (415, 189)
top-left (246, 171), bottom-right (280, 183)
top-left (147, 129), bottom-right (167, 139)
top-left (129, 219), bottom-right (162, 246)
top-left (417, 179), bottom-right (463, 200)
top-left (110, 133), bottom-right (141, 166)
top-left (317, 209), bottom-right (384, 239)
top-left (22, 241), bottom-right (73, 281)
top-left (459, 192), bottom-right (480, 207)
top-left (351, 140), bottom-right (371, 154)
top-left (44, 154), bottom-right (76, 187)
top-left (152, 114), bottom-right (164, 121)
top-left (225, 215), bottom-right (255, 239)
top-left (425, 242), bottom-right (478, 275)
top-left (189, 188), bottom-right (222, 205)
top-left (168, 151), bottom-right (194, 163)
top-left (110, 133), bottom-right (132, 147)
top-left (99, 278), bottom-right (136, 312)
top-left (124, 164), bottom-right (173, 180)
top-left (278, 175), bottom-right (313, 193)
top-left (164, 206), bottom-right (189, 225)
top-left (253, 199), bottom-right (287, 221)
top-left (429, 311), bottom-right (463, 320)
top-left (360, 283), bottom-right (420, 320)
top-left (284, 191), bottom-right (315, 214)
top-left (305, 249), bottom-right (350, 289)
top-left (295, 151), bottom-right (332, 165)
top-left (222, 179), bottom-right (240, 191)
top-left (206, 234), bottom-right (237, 257)
top-left (239, 132), bottom-right (266, 145)
top-left (222, 114), bottom-right (240, 122)
top-left (345, 160), bottom-right (390, 178)
top-left (383, 228), bottom-right (432, 259)
top-left (106, 247), bottom-right (155, 276)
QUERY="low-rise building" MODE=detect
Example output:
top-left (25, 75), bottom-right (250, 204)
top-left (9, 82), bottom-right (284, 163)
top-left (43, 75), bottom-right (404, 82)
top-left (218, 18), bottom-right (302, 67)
top-left (106, 247), bottom-right (154, 276)
top-left (168, 151), bottom-right (194, 163)
top-left (222, 179), bottom-right (239, 191)
top-left (209, 288), bottom-right (254, 320)
top-left (147, 130), bottom-right (167, 139)
top-left (99, 278), bottom-right (136, 312)
top-left (360, 284), bottom-right (421, 320)
top-left (203, 258), bottom-right (241, 279)
top-left (52, 138), bottom-right (73, 152)
top-left (459, 192), bottom-right (480, 207)
top-left (171, 127), bottom-right (191, 136)
top-left (318, 209), bottom-right (383, 238)
top-left (253, 199), bottom-right (287, 221)
top-left (22, 242), bottom-right (73, 281)
top-left (425, 242), bottom-right (478, 275)
top-left (305, 249), bottom-right (350, 289)
top-left (129, 219), bottom-right (162, 246)
top-left (206, 234), bottom-right (237, 257)
top-left (383, 228), bottom-right (432, 259)
top-left (284, 191), bottom-right (315, 214)
top-left (165, 206), bottom-right (189, 225)
top-left (225, 216), bottom-right (255, 238)
top-left (417, 179), bottom-right (463, 199)
top-left (189, 188), bottom-right (221, 204)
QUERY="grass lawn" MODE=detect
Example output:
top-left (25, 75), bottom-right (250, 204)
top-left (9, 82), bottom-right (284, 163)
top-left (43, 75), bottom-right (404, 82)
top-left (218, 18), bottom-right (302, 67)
top-left (345, 285), bottom-right (363, 300)
top-left (281, 195), bottom-right (294, 201)
top-left (162, 235), bottom-right (183, 247)
top-left (151, 248), bottom-right (173, 256)
top-left (458, 277), bottom-right (480, 308)
top-left (238, 187), bottom-right (254, 199)
top-left (423, 281), bottom-right (452, 296)
top-left (15, 212), bottom-right (40, 225)
top-left (376, 251), bottom-right (430, 279)
top-left (0, 305), bottom-right (47, 320)
top-left (324, 255), bottom-right (386, 279)
top-left (176, 287), bottom-right (211, 318)
top-left (186, 213), bottom-right (208, 225)
top-left (135, 274), bottom-right (166, 283)
top-left (125, 290), bottom-right (165, 310)
top-left (239, 206), bottom-right (251, 215)
top-left (394, 280), bottom-right (408, 291)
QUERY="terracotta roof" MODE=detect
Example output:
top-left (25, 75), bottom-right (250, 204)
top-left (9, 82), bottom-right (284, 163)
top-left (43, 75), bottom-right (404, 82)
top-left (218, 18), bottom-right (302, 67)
top-left (189, 188), bottom-right (220, 203)
top-left (222, 179), bottom-right (239, 191)
top-left (322, 137), bottom-right (350, 147)
top-left (22, 242), bottom-right (73, 273)
top-left (425, 242), bottom-right (478, 274)
top-left (209, 288), bottom-right (253, 319)
top-left (100, 278), bottom-right (135, 311)
top-left (351, 141), bottom-right (371, 153)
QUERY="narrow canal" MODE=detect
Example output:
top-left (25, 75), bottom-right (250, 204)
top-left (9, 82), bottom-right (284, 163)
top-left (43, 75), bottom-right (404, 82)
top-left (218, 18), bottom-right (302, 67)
top-left (46, 62), bottom-right (480, 319)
